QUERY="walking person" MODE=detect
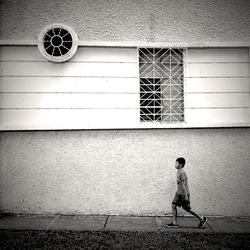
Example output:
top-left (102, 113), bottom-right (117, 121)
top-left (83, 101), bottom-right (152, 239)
top-left (166, 157), bottom-right (208, 228)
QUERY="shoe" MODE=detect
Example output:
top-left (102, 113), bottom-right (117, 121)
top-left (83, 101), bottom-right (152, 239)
top-left (198, 217), bottom-right (208, 228)
top-left (166, 223), bottom-right (179, 228)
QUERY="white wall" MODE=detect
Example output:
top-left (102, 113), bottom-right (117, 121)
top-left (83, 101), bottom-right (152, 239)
top-left (0, 46), bottom-right (249, 129)
top-left (0, 46), bottom-right (140, 129)
top-left (185, 48), bottom-right (250, 125)
top-left (0, 129), bottom-right (250, 217)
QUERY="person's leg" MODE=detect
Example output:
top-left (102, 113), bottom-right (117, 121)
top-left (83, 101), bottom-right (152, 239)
top-left (184, 208), bottom-right (208, 228)
top-left (166, 203), bottom-right (179, 227)
top-left (166, 193), bottom-right (180, 227)
top-left (187, 209), bottom-right (203, 221)
top-left (182, 195), bottom-right (203, 221)
top-left (166, 194), bottom-right (180, 227)
top-left (172, 203), bottom-right (178, 225)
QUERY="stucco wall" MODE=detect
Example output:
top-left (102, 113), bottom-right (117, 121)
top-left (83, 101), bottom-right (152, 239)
top-left (0, 128), bottom-right (250, 216)
top-left (1, 0), bottom-right (250, 44)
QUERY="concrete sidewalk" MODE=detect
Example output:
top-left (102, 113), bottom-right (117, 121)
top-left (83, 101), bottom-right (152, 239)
top-left (0, 214), bottom-right (249, 233)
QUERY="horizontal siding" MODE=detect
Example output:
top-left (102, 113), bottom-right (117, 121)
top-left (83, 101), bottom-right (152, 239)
top-left (0, 109), bottom-right (140, 130)
top-left (0, 47), bottom-right (138, 62)
top-left (73, 47), bottom-right (138, 62)
top-left (3, 61), bottom-right (247, 78)
top-left (0, 46), bottom-right (250, 130)
top-left (0, 46), bottom-right (139, 130)
top-left (186, 93), bottom-right (250, 108)
top-left (185, 108), bottom-right (250, 124)
top-left (186, 63), bottom-right (249, 77)
top-left (0, 77), bottom-right (139, 93)
top-left (1, 76), bottom-right (248, 94)
top-left (0, 62), bottom-right (137, 77)
top-left (0, 93), bottom-right (138, 109)
top-left (1, 108), bottom-right (249, 130)
top-left (1, 47), bottom-right (247, 63)
top-left (187, 48), bottom-right (249, 62)
top-left (185, 78), bottom-right (250, 93)
top-left (0, 46), bottom-right (45, 61)
top-left (6, 91), bottom-right (248, 111)
top-left (185, 47), bottom-right (250, 125)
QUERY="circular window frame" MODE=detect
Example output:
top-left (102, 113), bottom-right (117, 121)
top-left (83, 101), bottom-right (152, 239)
top-left (38, 23), bottom-right (78, 63)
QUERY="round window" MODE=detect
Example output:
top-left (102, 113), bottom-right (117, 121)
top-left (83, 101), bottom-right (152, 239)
top-left (38, 24), bottom-right (78, 62)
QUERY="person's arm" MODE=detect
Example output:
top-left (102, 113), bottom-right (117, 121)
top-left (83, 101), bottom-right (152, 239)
top-left (180, 175), bottom-right (189, 200)
top-left (182, 181), bottom-right (189, 200)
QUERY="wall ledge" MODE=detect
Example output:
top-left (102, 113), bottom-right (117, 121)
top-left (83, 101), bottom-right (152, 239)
top-left (0, 40), bottom-right (250, 48)
top-left (1, 123), bottom-right (250, 132)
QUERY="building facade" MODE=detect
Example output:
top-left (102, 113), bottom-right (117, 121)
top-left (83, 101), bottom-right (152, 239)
top-left (0, 0), bottom-right (250, 217)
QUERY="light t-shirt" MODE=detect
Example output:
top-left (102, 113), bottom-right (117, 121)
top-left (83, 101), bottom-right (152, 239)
top-left (176, 168), bottom-right (190, 195)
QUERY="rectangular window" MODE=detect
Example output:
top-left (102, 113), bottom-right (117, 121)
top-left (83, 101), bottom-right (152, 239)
top-left (139, 48), bottom-right (185, 123)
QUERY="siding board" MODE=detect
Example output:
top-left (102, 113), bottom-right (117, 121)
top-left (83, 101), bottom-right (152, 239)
top-left (186, 63), bottom-right (249, 77)
top-left (0, 46), bottom-right (45, 61)
top-left (73, 47), bottom-right (138, 62)
top-left (0, 47), bottom-right (137, 62)
top-left (186, 78), bottom-right (250, 93)
top-left (187, 48), bottom-right (249, 62)
top-left (0, 62), bottom-right (138, 77)
top-left (186, 93), bottom-right (250, 108)
top-left (0, 109), bottom-right (139, 130)
top-left (186, 108), bottom-right (250, 124)
top-left (1, 108), bottom-right (248, 130)
top-left (0, 93), bottom-right (139, 109)
top-left (0, 77), bottom-right (139, 93)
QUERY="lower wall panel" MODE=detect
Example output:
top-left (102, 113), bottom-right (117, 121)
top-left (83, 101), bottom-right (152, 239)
top-left (0, 128), bottom-right (249, 216)
top-left (0, 109), bottom-right (140, 130)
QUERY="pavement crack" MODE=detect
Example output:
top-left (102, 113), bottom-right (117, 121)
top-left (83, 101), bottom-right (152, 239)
top-left (206, 221), bottom-right (215, 232)
top-left (103, 215), bottom-right (109, 229)
top-left (46, 215), bottom-right (60, 231)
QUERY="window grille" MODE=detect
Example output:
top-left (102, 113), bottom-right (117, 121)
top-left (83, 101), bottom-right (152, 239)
top-left (139, 48), bottom-right (185, 123)
top-left (43, 28), bottom-right (73, 57)
top-left (38, 24), bottom-right (78, 63)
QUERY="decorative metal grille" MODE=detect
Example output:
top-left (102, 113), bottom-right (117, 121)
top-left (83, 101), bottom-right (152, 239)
top-left (139, 48), bottom-right (185, 123)
top-left (43, 28), bottom-right (73, 57)
top-left (38, 24), bottom-right (78, 63)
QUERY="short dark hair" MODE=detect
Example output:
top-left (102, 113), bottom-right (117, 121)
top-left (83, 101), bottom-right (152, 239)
top-left (176, 157), bottom-right (186, 167)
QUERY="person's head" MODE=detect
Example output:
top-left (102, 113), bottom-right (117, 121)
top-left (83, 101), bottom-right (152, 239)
top-left (175, 157), bottom-right (186, 169)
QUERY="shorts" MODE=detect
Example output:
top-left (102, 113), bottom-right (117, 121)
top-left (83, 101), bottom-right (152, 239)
top-left (172, 192), bottom-right (191, 211)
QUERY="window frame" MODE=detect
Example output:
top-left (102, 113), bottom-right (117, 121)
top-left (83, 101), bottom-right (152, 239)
top-left (138, 47), bottom-right (186, 125)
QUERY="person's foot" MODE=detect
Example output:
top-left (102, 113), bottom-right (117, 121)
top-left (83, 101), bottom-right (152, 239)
top-left (166, 223), bottom-right (179, 228)
top-left (198, 217), bottom-right (208, 228)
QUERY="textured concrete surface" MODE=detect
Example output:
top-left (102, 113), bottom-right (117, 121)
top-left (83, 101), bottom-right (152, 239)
top-left (105, 216), bottom-right (157, 232)
top-left (0, 215), bottom-right (55, 230)
top-left (208, 218), bottom-right (250, 233)
top-left (49, 215), bottom-right (107, 231)
top-left (0, 215), bottom-right (249, 233)
top-left (0, 128), bottom-right (250, 216)
top-left (1, 0), bottom-right (250, 43)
